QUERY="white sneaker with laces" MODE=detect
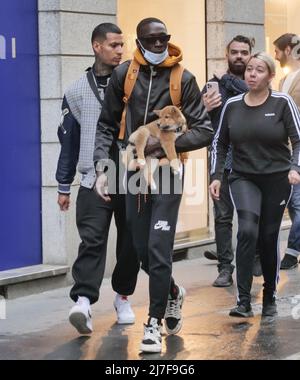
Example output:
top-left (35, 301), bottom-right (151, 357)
top-left (164, 286), bottom-right (186, 335)
top-left (114, 294), bottom-right (135, 324)
top-left (69, 296), bottom-right (93, 334)
top-left (140, 317), bottom-right (162, 353)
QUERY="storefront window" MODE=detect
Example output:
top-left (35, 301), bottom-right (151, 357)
top-left (117, 0), bottom-right (209, 243)
top-left (265, 0), bottom-right (300, 90)
top-left (265, 0), bottom-right (299, 225)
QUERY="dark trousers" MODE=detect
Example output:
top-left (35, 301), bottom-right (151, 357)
top-left (70, 186), bottom-right (140, 305)
top-left (213, 169), bottom-right (234, 273)
top-left (229, 171), bottom-right (291, 305)
top-left (126, 169), bottom-right (182, 319)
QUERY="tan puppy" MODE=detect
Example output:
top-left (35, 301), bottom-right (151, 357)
top-left (123, 105), bottom-right (187, 190)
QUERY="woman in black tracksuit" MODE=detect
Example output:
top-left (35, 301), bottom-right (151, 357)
top-left (210, 52), bottom-right (300, 318)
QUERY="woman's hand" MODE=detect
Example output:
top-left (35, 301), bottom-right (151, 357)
top-left (288, 170), bottom-right (300, 185)
top-left (209, 179), bottom-right (222, 200)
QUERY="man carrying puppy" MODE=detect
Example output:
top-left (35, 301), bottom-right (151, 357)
top-left (94, 17), bottom-right (213, 353)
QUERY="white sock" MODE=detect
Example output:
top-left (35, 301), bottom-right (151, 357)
top-left (77, 296), bottom-right (90, 308)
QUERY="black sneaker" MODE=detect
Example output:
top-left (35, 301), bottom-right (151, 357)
top-left (253, 255), bottom-right (262, 277)
top-left (262, 292), bottom-right (277, 317)
top-left (280, 254), bottom-right (298, 270)
top-left (213, 270), bottom-right (233, 287)
top-left (164, 286), bottom-right (186, 335)
top-left (262, 301), bottom-right (277, 317)
top-left (229, 304), bottom-right (254, 318)
top-left (204, 250), bottom-right (218, 261)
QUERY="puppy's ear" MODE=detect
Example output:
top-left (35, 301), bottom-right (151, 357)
top-left (171, 106), bottom-right (178, 115)
top-left (153, 109), bottom-right (161, 117)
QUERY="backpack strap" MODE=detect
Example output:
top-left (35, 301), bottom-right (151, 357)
top-left (170, 63), bottom-right (184, 109)
top-left (170, 64), bottom-right (186, 163)
top-left (118, 59), bottom-right (140, 140)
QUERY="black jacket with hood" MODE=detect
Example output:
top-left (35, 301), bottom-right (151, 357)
top-left (94, 43), bottom-right (213, 165)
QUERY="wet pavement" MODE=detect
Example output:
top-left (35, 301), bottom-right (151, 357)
top-left (1, 252), bottom-right (300, 360)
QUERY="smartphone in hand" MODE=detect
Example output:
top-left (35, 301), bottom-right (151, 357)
top-left (206, 81), bottom-right (220, 95)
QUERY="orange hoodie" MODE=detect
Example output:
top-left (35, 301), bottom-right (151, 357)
top-left (133, 43), bottom-right (183, 68)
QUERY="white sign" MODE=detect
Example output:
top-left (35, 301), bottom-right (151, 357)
top-left (0, 296), bottom-right (6, 320)
top-left (0, 34), bottom-right (17, 60)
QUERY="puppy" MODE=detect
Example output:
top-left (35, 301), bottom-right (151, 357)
top-left (123, 105), bottom-right (187, 190)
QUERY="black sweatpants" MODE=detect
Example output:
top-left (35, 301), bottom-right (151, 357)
top-left (70, 186), bottom-right (140, 305)
top-left (126, 168), bottom-right (183, 319)
top-left (229, 171), bottom-right (291, 305)
top-left (213, 169), bottom-right (234, 273)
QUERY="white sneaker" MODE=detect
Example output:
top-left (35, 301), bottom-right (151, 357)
top-left (114, 294), bottom-right (135, 324)
top-left (69, 296), bottom-right (93, 334)
top-left (140, 318), bottom-right (162, 353)
top-left (164, 286), bottom-right (186, 335)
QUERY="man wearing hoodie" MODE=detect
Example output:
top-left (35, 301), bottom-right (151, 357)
top-left (93, 18), bottom-right (213, 353)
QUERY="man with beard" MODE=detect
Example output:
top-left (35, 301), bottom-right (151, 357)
top-left (274, 33), bottom-right (300, 270)
top-left (203, 35), bottom-right (262, 287)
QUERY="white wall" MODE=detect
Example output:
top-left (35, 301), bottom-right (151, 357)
top-left (38, 0), bottom-right (118, 279)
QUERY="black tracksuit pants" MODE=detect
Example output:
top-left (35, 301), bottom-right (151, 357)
top-left (229, 171), bottom-right (291, 306)
top-left (126, 168), bottom-right (183, 319)
top-left (70, 186), bottom-right (140, 305)
top-left (213, 169), bottom-right (234, 273)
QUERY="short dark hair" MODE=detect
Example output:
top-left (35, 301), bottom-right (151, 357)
top-left (91, 23), bottom-right (122, 43)
top-left (136, 18), bottom-right (166, 38)
top-left (226, 35), bottom-right (254, 53)
top-left (273, 33), bottom-right (299, 51)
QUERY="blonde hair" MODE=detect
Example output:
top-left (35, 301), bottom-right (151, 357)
top-left (247, 52), bottom-right (276, 75)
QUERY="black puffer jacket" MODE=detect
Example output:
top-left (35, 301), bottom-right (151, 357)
top-left (94, 51), bottom-right (213, 164)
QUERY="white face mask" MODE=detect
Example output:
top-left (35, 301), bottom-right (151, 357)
top-left (138, 40), bottom-right (169, 65)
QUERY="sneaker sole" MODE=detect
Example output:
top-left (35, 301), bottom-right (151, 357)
top-left (164, 287), bottom-right (186, 335)
top-left (280, 263), bottom-right (298, 270)
top-left (140, 343), bottom-right (162, 353)
top-left (117, 317), bottom-right (135, 325)
top-left (114, 305), bottom-right (135, 325)
top-left (165, 319), bottom-right (183, 335)
top-left (204, 252), bottom-right (218, 261)
top-left (262, 311), bottom-right (278, 317)
top-left (69, 312), bottom-right (92, 335)
top-left (229, 310), bottom-right (254, 318)
top-left (212, 281), bottom-right (233, 288)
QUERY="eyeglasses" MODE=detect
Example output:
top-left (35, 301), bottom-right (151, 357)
top-left (139, 34), bottom-right (171, 45)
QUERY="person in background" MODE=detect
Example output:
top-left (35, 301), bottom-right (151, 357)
top-left (274, 33), bottom-right (300, 270)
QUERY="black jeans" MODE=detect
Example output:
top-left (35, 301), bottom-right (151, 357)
top-left (126, 168), bottom-right (182, 319)
top-left (70, 186), bottom-right (140, 305)
top-left (213, 169), bottom-right (234, 273)
top-left (229, 171), bottom-right (291, 305)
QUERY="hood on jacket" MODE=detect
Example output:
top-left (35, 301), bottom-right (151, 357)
top-left (133, 43), bottom-right (183, 68)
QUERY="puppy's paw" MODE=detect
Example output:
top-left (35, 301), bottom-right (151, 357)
top-left (150, 181), bottom-right (157, 191)
top-left (170, 160), bottom-right (180, 174)
top-left (137, 158), bottom-right (146, 168)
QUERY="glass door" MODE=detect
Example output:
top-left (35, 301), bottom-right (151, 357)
top-left (118, 0), bottom-right (208, 242)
